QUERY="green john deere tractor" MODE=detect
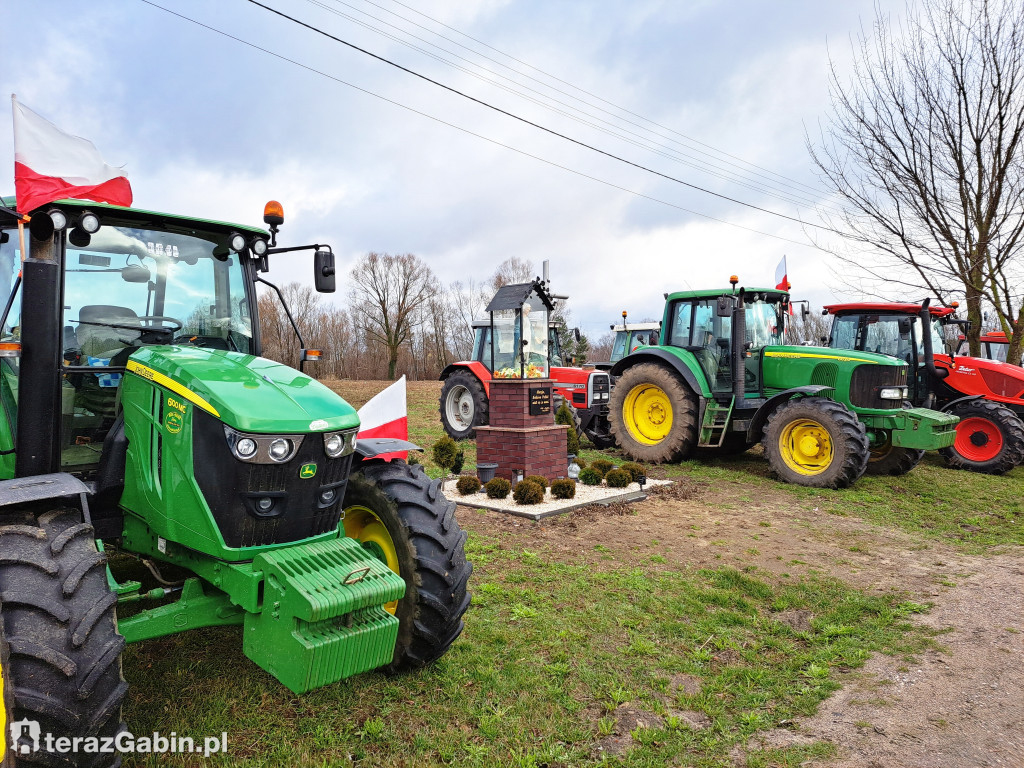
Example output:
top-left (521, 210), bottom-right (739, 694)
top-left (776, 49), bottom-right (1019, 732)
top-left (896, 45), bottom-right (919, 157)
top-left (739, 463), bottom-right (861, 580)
top-left (608, 281), bottom-right (959, 488)
top-left (0, 197), bottom-right (471, 765)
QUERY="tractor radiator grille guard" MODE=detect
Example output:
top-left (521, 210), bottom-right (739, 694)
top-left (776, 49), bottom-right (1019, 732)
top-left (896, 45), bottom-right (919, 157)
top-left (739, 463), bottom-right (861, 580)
top-left (849, 364), bottom-right (908, 409)
top-left (192, 409), bottom-right (352, 548)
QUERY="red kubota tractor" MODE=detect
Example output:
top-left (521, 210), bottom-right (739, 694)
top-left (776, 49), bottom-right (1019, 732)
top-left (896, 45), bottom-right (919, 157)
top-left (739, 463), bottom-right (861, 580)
top-left (438, 280), bottom-right (614, 447)
top-left (826, 300), bottom-right (1024, 474)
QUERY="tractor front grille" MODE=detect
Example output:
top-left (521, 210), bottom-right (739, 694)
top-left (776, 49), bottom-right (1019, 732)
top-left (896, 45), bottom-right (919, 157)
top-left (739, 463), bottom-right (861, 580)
top-left (849, 364), bottom-right (908, 409)
top-left (192, 409), bottom-right (352, 548)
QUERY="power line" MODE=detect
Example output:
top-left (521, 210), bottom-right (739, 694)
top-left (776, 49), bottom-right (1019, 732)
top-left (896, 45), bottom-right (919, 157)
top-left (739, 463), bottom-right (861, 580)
top-left (246, 0), bottom-right (837, 234)
top-left (366, 0), bottom-right (833, 200)
top-left (136, 0), bottom-right (819, 248)
top-left (312, 0), bottom-right (846, 216)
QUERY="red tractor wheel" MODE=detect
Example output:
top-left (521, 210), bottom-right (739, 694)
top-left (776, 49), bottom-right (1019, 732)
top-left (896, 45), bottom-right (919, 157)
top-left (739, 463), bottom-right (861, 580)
top-left (439, 371), bottom-right (489, 440)
top-left (939, 399), bottom-right (1024, 474)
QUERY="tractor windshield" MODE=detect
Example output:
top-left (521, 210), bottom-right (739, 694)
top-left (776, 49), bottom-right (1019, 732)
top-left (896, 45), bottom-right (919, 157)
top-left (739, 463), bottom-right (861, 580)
top-left (745, 299), bottom-right (785, 349)
top-left (63, 225), bottom-right (254, 361)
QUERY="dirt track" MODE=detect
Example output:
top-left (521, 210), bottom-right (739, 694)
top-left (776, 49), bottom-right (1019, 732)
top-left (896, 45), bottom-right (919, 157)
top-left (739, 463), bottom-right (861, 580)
top-left (459, 479), bottom-right (1024, 767)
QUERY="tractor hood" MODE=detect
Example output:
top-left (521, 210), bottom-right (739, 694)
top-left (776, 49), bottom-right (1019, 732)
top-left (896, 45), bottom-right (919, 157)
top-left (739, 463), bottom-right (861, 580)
top-left (763, 345), bottom-right (904, 366)
top-left (125, 346), bottom-right (360, 433)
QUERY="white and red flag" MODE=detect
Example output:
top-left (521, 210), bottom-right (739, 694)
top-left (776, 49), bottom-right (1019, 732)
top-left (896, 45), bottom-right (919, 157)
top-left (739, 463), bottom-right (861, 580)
top-left (774, 255), bottom-right (791, 291)
top-left (356, 376), bottom-right (409, 462)
top-left (12, 95), bottom-right (132, 214)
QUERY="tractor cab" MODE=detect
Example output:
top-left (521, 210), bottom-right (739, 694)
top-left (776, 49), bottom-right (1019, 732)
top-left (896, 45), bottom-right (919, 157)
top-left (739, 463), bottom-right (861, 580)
top-left (825, 303), bottom-right (954, 402)
top-left (608, 321), bottom-right (661, 364)
top-left (664, 288), bottom-right (787, 396)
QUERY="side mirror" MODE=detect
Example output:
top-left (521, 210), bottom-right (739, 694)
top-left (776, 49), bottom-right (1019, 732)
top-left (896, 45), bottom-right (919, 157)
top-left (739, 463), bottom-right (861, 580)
top-left (314, 249), bottom-right (336, 293)
top-left (802, 304), bottom-right (810, 320)
top-left (716, 296), bottom-right (733, 317)
top-left (573, 328), bottom-right (581, 342)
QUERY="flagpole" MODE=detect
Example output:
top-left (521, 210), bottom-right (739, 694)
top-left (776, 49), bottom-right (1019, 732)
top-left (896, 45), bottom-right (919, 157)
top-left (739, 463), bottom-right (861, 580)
top-left (16, 219), bottom-right (26, 262)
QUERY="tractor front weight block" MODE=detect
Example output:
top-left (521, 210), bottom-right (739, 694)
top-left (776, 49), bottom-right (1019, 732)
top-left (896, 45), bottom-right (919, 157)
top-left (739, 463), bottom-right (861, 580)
top-left (862, 408), bottom-right (959, 450)
top-left (243, 536), bottom-right (406, 694)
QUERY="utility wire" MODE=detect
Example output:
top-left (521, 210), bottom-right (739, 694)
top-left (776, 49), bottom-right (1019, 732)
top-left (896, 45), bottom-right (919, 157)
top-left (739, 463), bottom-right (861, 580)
top-left (137, 0), bottom-right (818, 248)
top-left (366, 0), bottom-right (832, 199)
top-left (246, 0), bottom-right (836, 234)
top-left (316, 0), bottom-right (844, 215)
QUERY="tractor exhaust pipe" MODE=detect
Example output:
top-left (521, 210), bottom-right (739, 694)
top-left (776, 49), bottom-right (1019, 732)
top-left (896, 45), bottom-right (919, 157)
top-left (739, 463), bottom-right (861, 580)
top-left (919, 298), bottom-right (949, 380)
top-left (732, 288), bottom-right (746, 402)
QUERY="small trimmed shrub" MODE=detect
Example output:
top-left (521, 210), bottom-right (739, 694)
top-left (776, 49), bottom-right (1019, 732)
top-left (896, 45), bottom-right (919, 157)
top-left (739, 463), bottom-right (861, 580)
top-left (485, 477), bottom-right (512, 499)
top-left (456, 475), bottom-right (481, 495)
top-left (578, 467), bottom-right (602, 486)
top-left (590, 458), bottom-right (614, 478)
top-left (550, 478), bottom-right (576, 499)
top-left (573, 457), bottom-right (587, 470)
top-left (555, 401), bottom-right (581, 455)
top-left (524, 475), bottom-right (549, 489)
top-left (432, 436), bottom-right (459, 471)
top-left (512, 480), bottom-right (545, 505)
top-left (451, 447), bottom-right (465, 475)
top-left (619, 462), bottom-right (646, 482)
top-left (605, 468), bottom-right (632, 488)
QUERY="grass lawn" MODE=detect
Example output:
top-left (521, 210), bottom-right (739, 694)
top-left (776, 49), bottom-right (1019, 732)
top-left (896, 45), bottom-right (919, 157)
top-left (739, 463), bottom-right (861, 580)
top-left (120, 380), bottom-right (1021, 766)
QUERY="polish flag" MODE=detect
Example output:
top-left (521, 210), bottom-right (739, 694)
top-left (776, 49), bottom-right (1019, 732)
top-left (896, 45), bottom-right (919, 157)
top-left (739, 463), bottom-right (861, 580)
top-left (12, 95), bottom-right (132, 214)
top-left (774, 255), bottom-right (790, 291)
top-left (356, 376), bottom-right (409, 462)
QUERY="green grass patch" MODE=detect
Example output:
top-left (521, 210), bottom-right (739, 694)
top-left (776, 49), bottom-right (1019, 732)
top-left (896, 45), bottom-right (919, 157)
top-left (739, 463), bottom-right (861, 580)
top-left (123, 531), bottom-right (934, 767)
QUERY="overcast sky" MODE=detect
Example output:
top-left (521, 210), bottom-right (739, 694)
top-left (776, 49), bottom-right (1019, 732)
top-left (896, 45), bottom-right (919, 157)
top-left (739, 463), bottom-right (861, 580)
top-left (1, 0), bottom-right (902, 339)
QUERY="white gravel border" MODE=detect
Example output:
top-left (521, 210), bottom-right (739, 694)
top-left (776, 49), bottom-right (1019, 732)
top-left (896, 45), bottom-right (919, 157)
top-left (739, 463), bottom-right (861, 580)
top-left (442, 477), bottom-right (672, 520)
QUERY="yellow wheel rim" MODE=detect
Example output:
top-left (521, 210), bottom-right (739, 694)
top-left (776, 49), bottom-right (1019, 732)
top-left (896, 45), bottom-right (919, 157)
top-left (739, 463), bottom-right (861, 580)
top-left (869, 432), bottom-right (893, 462)
top-left (623, 383), bottom-right (673, 444)
top-left (343, 505), bottom-right (400, 614)
top-left (778, 418), bottom-right (834, 475)
top-left (0, 659), bottom-right (6, 761)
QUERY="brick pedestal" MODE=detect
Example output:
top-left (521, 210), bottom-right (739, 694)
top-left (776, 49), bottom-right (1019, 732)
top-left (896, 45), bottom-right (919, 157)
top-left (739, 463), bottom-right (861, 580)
top-left (476, 379), bottom-right (570, 481)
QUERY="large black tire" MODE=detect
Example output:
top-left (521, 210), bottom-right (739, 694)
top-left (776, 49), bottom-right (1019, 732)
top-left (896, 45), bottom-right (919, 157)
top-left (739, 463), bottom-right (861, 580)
top-left (439, 371), bottom-right (488, 440)
top-left (608, 363), bottom-right (697, 463)
top-left (0, 508), bottom-right (126, 767)
top-left (865, 432), bottom-right (924, 476)
top-left (763, 397), bottom-right (870, 489)
top-left (344, 462), bottom-right (472, 671)
top-left (939, 399), bottom-right (1024, 475)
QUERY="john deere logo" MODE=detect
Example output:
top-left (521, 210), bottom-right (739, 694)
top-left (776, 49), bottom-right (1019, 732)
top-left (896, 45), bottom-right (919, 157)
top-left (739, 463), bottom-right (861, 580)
top-left (164, 412), bottom-right (183, 435)
top-left (299, 463), bottom-right (317, 479)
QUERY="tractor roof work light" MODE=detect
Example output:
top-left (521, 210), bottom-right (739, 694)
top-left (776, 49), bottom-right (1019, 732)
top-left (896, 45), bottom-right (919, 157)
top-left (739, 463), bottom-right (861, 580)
top-left (47, 208), bottom-right (68, 232)
top-left (78, 211), bottom-right (100, 234)
top-left (228, 232), bottom-right (247, 253)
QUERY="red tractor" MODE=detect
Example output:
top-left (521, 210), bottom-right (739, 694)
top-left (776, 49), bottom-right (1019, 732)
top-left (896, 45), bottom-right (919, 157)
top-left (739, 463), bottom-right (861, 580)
top-left (439, 280), bottom-right (615, 447)
top-left (826, 301), bottom-right (1024, 474)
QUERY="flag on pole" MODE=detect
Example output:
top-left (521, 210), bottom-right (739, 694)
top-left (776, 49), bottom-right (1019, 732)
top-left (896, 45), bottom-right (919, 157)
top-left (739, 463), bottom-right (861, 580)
top-left (12, 95), bottom-right (132, 214)
top-left (774, 256), bottom-right (790, 291)
top-left (356, 376), bottom-right (409, 462)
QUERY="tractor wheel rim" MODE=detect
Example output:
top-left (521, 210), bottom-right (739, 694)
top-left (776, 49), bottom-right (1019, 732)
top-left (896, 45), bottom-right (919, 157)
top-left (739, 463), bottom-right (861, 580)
top-left (343, 505), bottom-right (400, 614)
top-left (779, 418), bottom-right (834, 475)
top-left (623, 383), bottom-right (673, 444)
top-left (869, 432), bottom-right (893, 461)
top-left (445, 385), bottom-right (473, 429)
top-left (953, 417), bottom-right (1003, 462)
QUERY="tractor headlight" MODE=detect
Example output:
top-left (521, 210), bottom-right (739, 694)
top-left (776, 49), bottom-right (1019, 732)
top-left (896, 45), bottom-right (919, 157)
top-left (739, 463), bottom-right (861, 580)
top-left (229, 232), bottom-right (247, 253)
top-left (323, 429), bottom-right (357, 458)
top-left (236, 437), bottom-right (258, 458)
top-left (224, 426), bottom-right (303, 463)
top-left (268, 438), bottom-right (292, 462)
top-left (879, 387), bottom-right (907, 400)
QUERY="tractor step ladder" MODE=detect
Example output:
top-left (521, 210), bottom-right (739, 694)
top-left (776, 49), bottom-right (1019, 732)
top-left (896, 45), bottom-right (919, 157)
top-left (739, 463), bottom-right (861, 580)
top-left (698, 397), bottom-right (734, 448)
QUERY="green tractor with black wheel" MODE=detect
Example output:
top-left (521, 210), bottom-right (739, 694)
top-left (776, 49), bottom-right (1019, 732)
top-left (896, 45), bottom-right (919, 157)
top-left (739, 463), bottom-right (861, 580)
top-left (0, 197), bottom-right (471, 765)
top-left (608, 280), bottom-right (960, 488)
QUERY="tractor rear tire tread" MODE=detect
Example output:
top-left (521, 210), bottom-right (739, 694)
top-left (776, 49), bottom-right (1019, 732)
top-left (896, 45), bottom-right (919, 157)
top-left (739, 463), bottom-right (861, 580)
top-left (939, 399), bottom-right (1024, 475)
top-left (0, 508), bottom-right (126, 768)
top-left (763, 397), bottom-right (869, 489)
top-left (439, 372), bottom-right (489, 440)
top-left (609, 363), bottom-right (697, 463)
top-left (348, 463), bottom-right (472, 673)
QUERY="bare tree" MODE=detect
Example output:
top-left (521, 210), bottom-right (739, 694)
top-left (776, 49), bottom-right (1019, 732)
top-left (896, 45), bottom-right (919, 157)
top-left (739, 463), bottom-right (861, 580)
top-left (788, 307), bottom-right (832, 345)
top-left (349, 252), bottom-right (438, 380)
top-left (487, 256), bottom-right (536, 290)
top-left (808, 0), bottom-right (1024, 362)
